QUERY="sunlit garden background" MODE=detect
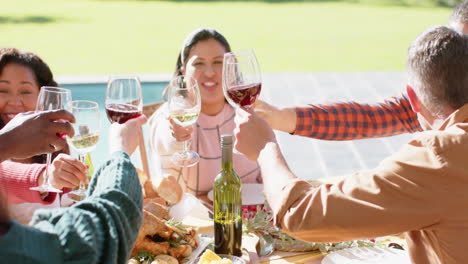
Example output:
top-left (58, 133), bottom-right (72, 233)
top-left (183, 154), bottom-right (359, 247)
top-left (1, 0), bottom-right (464, 175)
top-left (0, 0), bottom-right (459, 75)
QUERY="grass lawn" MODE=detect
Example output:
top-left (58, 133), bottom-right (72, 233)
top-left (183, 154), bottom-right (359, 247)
top-left (0, 0), bottom-right (452, 75)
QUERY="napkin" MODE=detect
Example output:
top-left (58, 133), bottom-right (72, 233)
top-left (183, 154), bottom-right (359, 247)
top-left (321, 247), bottom-right (410, 264)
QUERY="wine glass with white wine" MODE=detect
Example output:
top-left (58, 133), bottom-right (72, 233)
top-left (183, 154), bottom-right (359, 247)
top-left (30, 86), bottom-right (72, 193)
top-left (168, 75), bottom-right (201, 167)
top-left (66, 100), bottom-right (101, 200)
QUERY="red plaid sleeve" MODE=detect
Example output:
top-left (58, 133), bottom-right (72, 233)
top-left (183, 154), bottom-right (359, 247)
top-left (293, 94), bottom-right (422, 140)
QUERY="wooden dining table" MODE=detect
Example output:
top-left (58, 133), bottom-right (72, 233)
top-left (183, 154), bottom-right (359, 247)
top-left (241, 233), bottom-right (326, 264)
top-left (190, 179), bottom-right (343, 264)
top-left (189, 175), bottom-right (398, 264)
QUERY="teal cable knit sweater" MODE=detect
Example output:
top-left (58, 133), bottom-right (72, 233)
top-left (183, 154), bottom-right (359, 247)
top-left (0, 151), bottom-right (143, 263)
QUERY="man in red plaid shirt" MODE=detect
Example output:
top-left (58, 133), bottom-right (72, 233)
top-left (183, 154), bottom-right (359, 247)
top-left (254, 1), bottom-right (467, 140)
top-left (255, 95), bottom-right (422, 140)
top-left (235, 25), bottom-right (468, 264)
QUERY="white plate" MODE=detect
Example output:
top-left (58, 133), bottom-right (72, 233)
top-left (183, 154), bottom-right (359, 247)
top-left (186, 236), bottom-right (212, 264)
top-left (321, 247), bottom-right (410, 264)
top-left (207, 183), bottom-right (265, 205)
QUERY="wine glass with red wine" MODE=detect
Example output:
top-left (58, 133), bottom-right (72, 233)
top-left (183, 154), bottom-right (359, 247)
top-left (222, 49), bottom-right (262, 109)
top-left (30, 86), bottom-right (72, 193)
top-left (105, 76), bottom-right (143, 124)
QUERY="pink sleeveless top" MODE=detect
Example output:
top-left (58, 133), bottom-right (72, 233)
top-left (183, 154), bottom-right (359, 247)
top-left (149, 103), bottom-right (261, 196)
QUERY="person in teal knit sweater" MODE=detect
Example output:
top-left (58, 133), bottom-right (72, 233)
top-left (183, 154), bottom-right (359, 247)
top-left (0, 110), bottom-right (147, 264)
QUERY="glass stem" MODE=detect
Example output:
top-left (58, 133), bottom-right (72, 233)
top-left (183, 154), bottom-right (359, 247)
top-left (43, 153), bottom-right (52, 187)
top-left (182, 140), bottom-right (189, 154)
top-left (78, 154), bottom-right (86, 193)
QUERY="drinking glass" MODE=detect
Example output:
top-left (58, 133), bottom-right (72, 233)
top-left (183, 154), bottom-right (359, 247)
top-left (105, 75), bottom-right (143, 124)
top-left (222, 49), bottom-right (262, 109)
top-left (66, 100), bottom-right (100, 200)
top-left (30, 86), bottom-right (72, 193)
top-left (168, 75), bottom-right (201, 167)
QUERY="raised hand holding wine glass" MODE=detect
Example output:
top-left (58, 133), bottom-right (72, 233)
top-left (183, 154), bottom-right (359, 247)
top-left (168, 75), bottom-right (201, 167)
top-left (66, 100), bottom-right (100, 200)
top-left (105, 75), bottom-right (152, 177)
top-left (222, 49), bottom-right (262, 109)
top-left (30, 86), bottom-right (72, 193)
top-left (222, 49), bottom-right (262, 154)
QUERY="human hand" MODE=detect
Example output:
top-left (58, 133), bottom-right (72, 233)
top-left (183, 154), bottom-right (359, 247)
top-left (45, 153), bottom-right (88, 189)
top-left (168, 116), bottom-right (193, 142)
top-left (253, 99), bottom-right (278, 124)
top-left (253, 100), bottom-right (296, 133)
top-left (109, 115), bottom-right (148, 155)
top-left (0, 110), bottom-right (75, 161)
top-left (234, 107), bottom-right (277, 160)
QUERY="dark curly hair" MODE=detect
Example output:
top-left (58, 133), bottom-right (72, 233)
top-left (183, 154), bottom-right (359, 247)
top-left (0, 48), bottom-right (57, 130)
top-left (0, 48), bottom-right (57, 89)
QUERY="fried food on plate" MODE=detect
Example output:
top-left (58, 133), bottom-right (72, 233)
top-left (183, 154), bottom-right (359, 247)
top-left (131, 205), bottom-right (198, 260)
top-left (131, 170), bottom-right (196, 262)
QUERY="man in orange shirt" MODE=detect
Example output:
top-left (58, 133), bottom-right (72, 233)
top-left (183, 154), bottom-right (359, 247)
top-left (235, 26), bottom-right (468, 264)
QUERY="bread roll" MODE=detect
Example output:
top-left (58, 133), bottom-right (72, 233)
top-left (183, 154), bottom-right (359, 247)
top-left (155, 176), bottom-right (183, 205)
top-left (143, 197), bottom-right (167, 207)
top-left (144, 179), bottom-right (160, 199)
top-left (144, 202), bottom-right (170, 220)
top-left (154, 254), bottom-right (178, 264)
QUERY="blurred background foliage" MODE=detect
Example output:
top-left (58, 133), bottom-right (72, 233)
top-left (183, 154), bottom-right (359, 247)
top-left (0, 0), bottom-right (456, 75)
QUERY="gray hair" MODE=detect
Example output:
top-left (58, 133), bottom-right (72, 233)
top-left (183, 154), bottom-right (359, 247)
top-left (407, 25), bottom-right (468, 118)
top-left (449, 1), bottom-right (468, 27)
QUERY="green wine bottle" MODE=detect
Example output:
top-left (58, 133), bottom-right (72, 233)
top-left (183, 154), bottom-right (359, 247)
top-left (84, 152), bottom-right (94, 181)
top-left (70, 152), bottom-right (94, 201)
top-left (214, 134), bottom-right (242, 257)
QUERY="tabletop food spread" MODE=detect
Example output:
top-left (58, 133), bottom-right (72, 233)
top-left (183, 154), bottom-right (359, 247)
top-left (123, 173), bottom-right (409, 264)
top-left (19, 170), bottom-right (407, 264)
top-left (33, 171), bottom-right (410, 264)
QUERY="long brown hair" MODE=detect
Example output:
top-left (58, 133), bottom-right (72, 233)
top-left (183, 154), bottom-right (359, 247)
top-left (162, 28), bottom-right (231, 101)
top-left (0, 185), bottom-right (9, 232)
top-left (0, 198), bottom-right (8, 224)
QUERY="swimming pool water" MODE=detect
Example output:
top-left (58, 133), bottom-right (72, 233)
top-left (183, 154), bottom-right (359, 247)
top-left (61, 82), bottom-right (166, 170)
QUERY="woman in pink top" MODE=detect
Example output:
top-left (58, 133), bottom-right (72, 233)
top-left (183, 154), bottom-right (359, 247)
top-left (0, 48), bottom-right (86, 204)
top-left (149, 28), bottom-right (261, 196)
